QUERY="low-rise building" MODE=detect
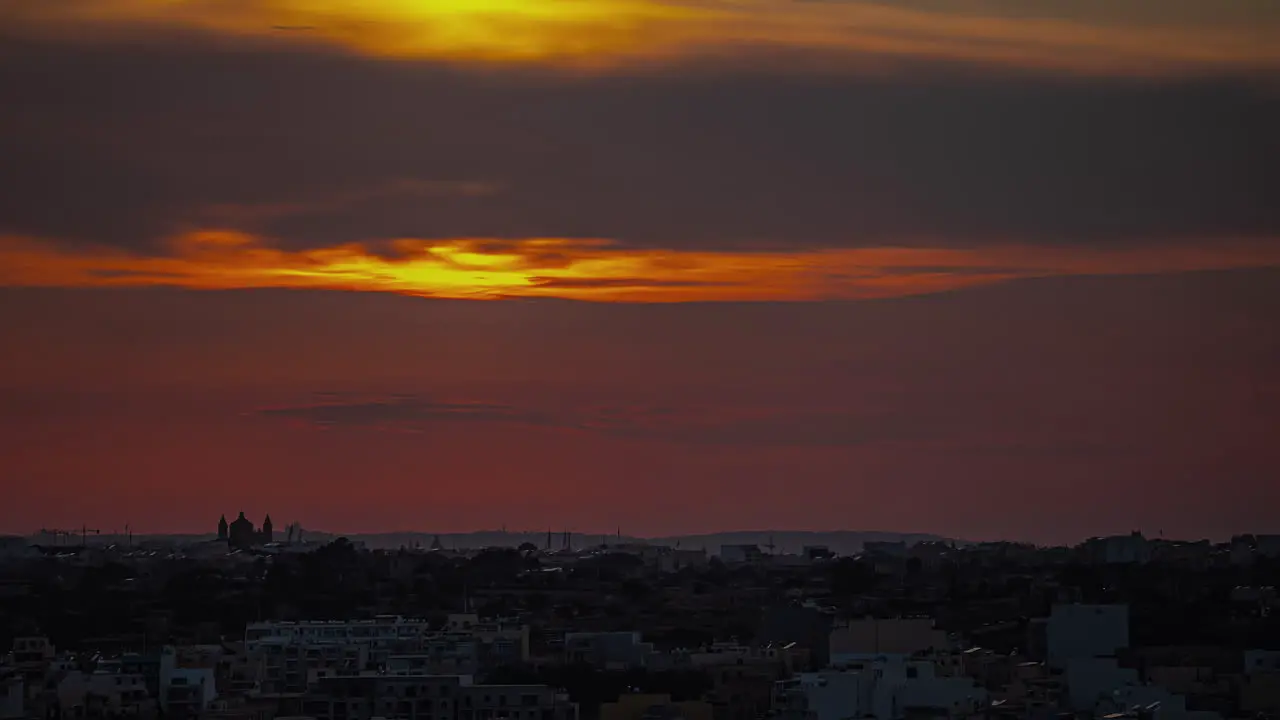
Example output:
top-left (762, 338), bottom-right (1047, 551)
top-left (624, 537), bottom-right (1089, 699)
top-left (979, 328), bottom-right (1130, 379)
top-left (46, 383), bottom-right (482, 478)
top-left (1084, 533), bottom-right (1152, 565)
top-left (863, 542), bottom-right (909, 559)
top-left (163, 667), bottom-right (219, 717)
top-left (55, 670), bottom-right (156, 718)
top-left (10, 637), bottom-right (54, 677)
top-left (601, 693), bottom-right (713, 720)
top-left (0, 673), bottom-right (23, 720)
top-left (1245, 650), bottom-right (1280, 674)
top-left (460, 684), bottom-right (577, 720)
top-left (563, 632), bottom-right (654, 670)
top-left (829, 618), bottom-right (949, 663)
top-left (1256, 535), bottom-right (1280, 558)
top-left (1103, 684), bottom-right (1222, 720)
top-left (1240, 670), bottom-right (1280, 714)
top-left (720, 546), bottom-right (764, 564)
top-left (1063, 657), bottom-right (1139, 711)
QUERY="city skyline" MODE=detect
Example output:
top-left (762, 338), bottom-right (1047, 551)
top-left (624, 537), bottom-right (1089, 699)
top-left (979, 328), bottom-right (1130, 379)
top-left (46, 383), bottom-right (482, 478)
top-left (12, 523), bottom-right (1273, 549)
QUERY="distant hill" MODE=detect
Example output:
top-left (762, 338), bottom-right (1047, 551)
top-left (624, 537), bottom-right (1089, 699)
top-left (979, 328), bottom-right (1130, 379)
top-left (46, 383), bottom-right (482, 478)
top-left (648, 531), bottom-right (959, 556)
top-left (23, 529), bottom-right (961, 555)
top-left (290, 529), bottom-right (960, 555)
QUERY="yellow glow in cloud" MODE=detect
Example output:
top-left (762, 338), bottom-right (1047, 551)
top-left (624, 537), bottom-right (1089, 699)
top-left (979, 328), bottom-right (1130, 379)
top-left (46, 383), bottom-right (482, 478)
top-left (7, 0), bottom-right (1279, 74)
top-left (7, 0), bottom-right (716, 66)
top-left (3, 232), bottom-right (1279, 303)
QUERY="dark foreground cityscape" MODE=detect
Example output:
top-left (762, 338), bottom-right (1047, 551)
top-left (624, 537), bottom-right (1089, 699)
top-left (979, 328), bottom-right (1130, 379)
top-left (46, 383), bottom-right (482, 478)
top-left (2, 524), bottom-right (1279, 720)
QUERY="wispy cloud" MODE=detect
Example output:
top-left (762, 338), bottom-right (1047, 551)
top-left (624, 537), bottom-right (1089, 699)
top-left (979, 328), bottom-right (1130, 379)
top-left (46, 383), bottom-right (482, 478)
top-left (6, 0), bottom-right (1279, 76)
top-left (258, 396), bottom-right (559, 430)
top-left (253, 392), bottom-right (920, 446)
top-left (253, 391), bottom-right (1141, 455)
top-left (3, 231), bottom-right (1279, 303)
top-left (197, 178), bottom-right (500, 225)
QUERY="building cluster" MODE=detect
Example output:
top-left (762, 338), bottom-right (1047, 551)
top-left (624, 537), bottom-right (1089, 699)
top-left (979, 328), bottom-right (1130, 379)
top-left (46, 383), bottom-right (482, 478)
top-left (0, 616), bottom-right (571, 720)
top-left (6, 605), bottom-right (1280, 720)
top-left (1, 530), bottom-right (1279, 720)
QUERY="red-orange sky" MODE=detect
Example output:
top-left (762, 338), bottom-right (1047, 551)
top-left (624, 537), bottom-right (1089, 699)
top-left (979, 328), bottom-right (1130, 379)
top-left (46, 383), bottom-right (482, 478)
top-left (1, 0), bottom-right (1278, 544)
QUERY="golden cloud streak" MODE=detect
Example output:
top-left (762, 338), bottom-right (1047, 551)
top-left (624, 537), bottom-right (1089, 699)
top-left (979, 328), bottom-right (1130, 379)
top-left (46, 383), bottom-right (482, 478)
top-left (6, 0), bottom-right (1279, 75)
top-left (3, 233), bottom-right (1278, 303)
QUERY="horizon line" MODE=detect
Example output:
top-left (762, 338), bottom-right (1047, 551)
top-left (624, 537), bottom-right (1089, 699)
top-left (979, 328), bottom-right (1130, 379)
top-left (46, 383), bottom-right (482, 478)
top-left (12, 526), bottom-right (1259, 547)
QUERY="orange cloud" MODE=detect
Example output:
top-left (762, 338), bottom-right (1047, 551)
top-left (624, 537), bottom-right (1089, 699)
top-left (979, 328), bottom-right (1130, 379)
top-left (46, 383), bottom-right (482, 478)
top-left (7, 0), bottom-right (1279, 76)
top-left (2, 232), bottom-right (1278, 303)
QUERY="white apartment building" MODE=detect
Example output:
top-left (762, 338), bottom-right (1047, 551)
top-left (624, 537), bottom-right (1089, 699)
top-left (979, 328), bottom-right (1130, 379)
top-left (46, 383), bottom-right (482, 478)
top-left (261, 641), bottom-right (369, 695)
top-left (247, 618), bottom-right (425, 694)
top-left (299, 673), bottom-right (577, 720)
top-left (773, 656), bottom-right (987, 720)
top-left (1046, 604), bottom-right (1128, 670)
top-left (247, 616), bottom-right (529, 694)
top-left (302, 671), bottom-right (473, 720)
top-left (246, 617), bottom-right (436, 648)
top-left (55, 670), bottom-right (154, 718)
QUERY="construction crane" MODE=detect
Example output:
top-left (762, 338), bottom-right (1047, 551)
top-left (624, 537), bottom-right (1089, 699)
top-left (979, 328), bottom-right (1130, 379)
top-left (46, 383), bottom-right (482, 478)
top-left (78, 525), bottom-right (100, 546)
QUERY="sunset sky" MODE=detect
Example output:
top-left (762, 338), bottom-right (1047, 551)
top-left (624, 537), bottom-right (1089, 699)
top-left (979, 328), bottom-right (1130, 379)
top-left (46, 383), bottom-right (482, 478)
top-left (1, 0), bottom-right (1277, 544)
